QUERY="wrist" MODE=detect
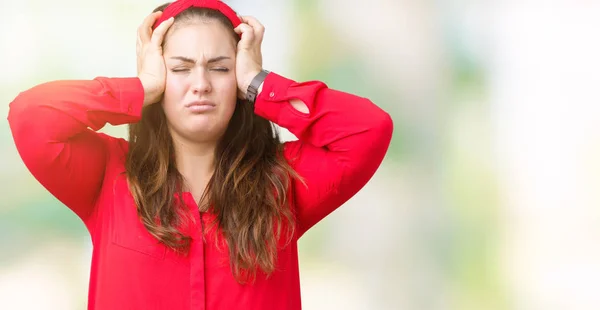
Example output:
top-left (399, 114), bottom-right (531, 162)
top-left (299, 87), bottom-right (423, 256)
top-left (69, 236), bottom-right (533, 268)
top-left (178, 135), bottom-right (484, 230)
top-left (138, 76), bottom-right (160, 106)
top-left (245, 69), bottom-right (270, 104)
top-left (241, 70), bottom-right (262, 96)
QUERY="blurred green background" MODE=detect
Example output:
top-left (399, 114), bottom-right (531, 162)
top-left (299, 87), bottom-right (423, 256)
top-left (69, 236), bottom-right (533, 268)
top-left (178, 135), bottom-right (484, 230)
top-left (2, 1), bottom-right (600, 309)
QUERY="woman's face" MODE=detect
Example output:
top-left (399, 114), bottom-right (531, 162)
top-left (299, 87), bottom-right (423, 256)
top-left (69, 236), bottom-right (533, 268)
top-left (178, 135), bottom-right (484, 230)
top-left (161, 19), bottom-right (238, 143)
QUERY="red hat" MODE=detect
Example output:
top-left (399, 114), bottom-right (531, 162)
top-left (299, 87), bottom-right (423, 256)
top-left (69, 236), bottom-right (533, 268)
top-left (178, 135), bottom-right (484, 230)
top-left (152, 0), bottom-right (242, 31)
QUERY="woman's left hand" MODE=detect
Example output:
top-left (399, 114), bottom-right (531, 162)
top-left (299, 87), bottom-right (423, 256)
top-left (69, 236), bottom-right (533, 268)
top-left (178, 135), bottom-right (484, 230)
top-left (234, 16), bottom-right (265, 100)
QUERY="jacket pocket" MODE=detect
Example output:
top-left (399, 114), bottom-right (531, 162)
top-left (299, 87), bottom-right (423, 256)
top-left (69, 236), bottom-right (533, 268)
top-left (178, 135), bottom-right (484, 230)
top-left (110, 175), bottom-right (167, 260)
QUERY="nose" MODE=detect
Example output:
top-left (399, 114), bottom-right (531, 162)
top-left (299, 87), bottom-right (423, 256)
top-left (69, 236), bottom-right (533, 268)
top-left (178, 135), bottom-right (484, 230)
top-left (191, 70), bottom-right (212, 94)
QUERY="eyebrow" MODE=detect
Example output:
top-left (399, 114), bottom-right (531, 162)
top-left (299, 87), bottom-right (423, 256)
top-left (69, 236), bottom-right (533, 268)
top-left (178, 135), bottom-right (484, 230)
top-left (169, 56), bottom-right (231, 64)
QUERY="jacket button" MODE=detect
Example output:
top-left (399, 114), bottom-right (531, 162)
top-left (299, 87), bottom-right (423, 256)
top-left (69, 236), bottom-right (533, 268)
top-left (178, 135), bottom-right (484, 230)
top-left (269, 92), bottom-right (275, 98)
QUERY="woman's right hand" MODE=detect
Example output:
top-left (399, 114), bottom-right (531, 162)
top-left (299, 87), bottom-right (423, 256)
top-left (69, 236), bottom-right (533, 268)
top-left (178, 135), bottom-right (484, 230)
top-left (136, 11), bottom-right (175, 106)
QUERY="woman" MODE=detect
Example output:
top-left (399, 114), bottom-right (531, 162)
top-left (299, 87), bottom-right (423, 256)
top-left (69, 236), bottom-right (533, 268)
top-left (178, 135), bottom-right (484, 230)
top-left (8, 0), bottom-right (393, 309)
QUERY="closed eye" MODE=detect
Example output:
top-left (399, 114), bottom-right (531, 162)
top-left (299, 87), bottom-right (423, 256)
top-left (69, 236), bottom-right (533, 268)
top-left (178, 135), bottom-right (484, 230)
top-left (212, 68), bottom-right (230, 72)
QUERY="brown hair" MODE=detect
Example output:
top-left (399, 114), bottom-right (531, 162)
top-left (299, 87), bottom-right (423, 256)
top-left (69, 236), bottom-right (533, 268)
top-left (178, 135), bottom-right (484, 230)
top-left (126, 3), bottom-right (301, 283)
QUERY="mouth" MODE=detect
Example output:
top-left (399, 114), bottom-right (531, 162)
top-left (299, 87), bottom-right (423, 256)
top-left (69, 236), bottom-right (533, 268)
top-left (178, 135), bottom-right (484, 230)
top-left (185, 100), bottom-right (216, 112)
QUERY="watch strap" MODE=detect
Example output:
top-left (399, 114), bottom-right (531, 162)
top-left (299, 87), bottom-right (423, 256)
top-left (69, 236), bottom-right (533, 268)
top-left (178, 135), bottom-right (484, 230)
top-left (246, 70), bottom-right (270, 104)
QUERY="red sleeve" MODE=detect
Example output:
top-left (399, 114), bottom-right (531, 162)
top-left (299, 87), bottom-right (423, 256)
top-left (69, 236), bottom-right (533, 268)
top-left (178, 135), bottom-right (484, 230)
top-left (253, 72), bottom-right (394, 237)
top-left (7, 77), bottom-right (144, 227)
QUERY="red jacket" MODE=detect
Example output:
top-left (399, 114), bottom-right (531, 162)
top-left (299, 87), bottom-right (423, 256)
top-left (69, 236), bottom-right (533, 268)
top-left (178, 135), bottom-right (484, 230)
top-left (8, 72), bottom-right (393, 310)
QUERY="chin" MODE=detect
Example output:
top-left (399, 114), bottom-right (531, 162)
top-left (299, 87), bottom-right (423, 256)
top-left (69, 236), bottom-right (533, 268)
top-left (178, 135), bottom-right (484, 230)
top-left (183, 122), bottom-right (224, 142)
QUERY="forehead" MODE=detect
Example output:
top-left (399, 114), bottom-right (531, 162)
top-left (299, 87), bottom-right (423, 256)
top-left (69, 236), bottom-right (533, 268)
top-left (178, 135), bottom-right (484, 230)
top-left (164, 20), bottom-right (236, 58)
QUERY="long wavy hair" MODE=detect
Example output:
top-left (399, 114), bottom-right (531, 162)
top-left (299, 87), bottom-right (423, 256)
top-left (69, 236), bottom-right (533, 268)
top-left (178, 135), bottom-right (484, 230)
top-left (125, 3), bottom-right (301, 283)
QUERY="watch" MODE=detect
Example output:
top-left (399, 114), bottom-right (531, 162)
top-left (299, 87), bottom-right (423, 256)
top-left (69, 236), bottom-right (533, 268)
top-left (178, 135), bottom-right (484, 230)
top-left (246, 70), bottom-right (270, 104)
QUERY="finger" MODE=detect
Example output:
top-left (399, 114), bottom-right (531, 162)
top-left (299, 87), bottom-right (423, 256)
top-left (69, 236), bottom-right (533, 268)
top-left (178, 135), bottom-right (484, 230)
top-left (240, 16), bottom-right (265, 42)
top-left (136, 34), bottom-right (142, 50)
top-left (150, 17), bottom-right (175, 48)
top-left (138, 11), bottom-right (163, 44)
top-left (240, 16), bottom-right (264, 33)
top-left (234, 23), bottom-right (255, 47)
top-left (136, 35), bottom-right (141, 67)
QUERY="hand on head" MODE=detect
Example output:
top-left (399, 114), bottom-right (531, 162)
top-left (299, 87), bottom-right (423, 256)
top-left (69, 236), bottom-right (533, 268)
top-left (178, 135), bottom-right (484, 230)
top-left (137, 11), bottom-right (175, 106)
top-left (136, 10), bottom-right (266, 105)
top-left (234, 15), bottom-right (265, 100)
